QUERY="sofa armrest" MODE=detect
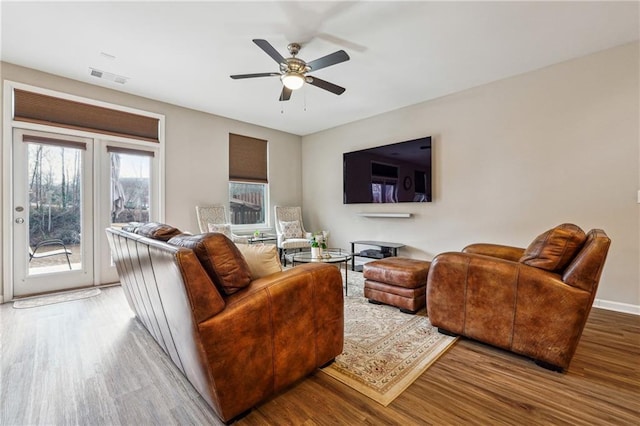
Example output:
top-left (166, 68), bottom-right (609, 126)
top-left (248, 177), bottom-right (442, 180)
top-left (462, 243), bottom-right (525, 261)
top-left (196, 263), bottom-right (344, 421)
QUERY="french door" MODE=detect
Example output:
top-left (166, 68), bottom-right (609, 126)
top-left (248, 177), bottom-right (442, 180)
top-left (12, 129), bottom-right (94, 296)
top-left (11, 128), bottom-right (159, 297)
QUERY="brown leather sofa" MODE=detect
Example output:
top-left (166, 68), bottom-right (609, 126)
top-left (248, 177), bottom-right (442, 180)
top-left (106, 224), bottom-right (344, 423)
top-left (426, 224), bottom-right (610, 371)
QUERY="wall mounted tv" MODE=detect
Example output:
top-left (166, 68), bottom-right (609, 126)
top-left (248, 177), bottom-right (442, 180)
top-left (343, 136), bottom-right (432, 204)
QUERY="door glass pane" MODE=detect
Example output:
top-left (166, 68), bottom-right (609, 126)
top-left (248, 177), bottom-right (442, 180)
top-left (110, 152), bottom-right (150, 225)
top-left (27, 143), bottom-right (82, 274)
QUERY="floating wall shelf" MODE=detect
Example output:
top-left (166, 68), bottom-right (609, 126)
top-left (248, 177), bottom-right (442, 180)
top-left (356, 212), bottom-right (412, 218)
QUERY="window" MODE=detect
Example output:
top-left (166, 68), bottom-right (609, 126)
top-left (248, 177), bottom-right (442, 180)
top-left (108, 146), bottom-right (154, 225)
top-left (228, 134), bottom-right (268, 226)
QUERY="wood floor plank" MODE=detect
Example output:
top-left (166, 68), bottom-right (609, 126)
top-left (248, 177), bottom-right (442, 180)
top-left (1, 286), bottom-right (638, 425)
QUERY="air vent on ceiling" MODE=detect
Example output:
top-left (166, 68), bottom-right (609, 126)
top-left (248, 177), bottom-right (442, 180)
top-left (89, 67), bottom-right (129, 84)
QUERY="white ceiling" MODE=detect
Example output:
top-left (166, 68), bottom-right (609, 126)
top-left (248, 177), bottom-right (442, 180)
top-left (2, 1), bottom-right (638, 136)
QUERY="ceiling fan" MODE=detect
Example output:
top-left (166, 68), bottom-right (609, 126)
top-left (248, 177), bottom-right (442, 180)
top-left (230, 39), bottom-right (350, 101)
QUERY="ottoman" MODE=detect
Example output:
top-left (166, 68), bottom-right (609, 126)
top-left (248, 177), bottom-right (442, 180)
top-left (363, 257), bottom-right (431, 314)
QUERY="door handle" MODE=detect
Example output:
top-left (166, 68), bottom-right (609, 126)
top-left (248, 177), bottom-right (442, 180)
top-left (15, 218), bottom-right (24, 224)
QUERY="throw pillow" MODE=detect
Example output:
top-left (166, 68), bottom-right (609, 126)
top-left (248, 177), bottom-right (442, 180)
top-left (133, 222), bottom-right (182, 241)
top-left (122, 222), bottom-right (143, 233)
top-left (168, 233), bottom-right (252, 295)
top-left (280, 220), bottom-right (303, 239)
top-left (236, 243), bottom-right (283, 279)
top-left (519, 223), bottom-right (587, 272)
top-left (207, 223), bottom-right (233, 239)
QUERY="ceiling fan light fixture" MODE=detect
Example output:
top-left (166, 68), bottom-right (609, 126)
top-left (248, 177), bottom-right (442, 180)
top-left (281, 72), bottom-right (305, 90)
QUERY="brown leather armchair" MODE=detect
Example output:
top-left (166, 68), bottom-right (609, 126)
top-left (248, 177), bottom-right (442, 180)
top-left (427, 224), bottom-right (611, 371)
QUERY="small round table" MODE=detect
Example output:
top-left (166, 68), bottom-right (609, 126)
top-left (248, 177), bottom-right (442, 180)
top-left (287, 249), bottom-right (353, 295)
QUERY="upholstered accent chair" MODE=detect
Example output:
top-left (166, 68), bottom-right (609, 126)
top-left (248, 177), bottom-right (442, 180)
top-left (195, 205), bottom-right (249, 244)
top-left (274, 206), bottom-right (311, 263)
top-left (427, 224), bottom-right (611, 372)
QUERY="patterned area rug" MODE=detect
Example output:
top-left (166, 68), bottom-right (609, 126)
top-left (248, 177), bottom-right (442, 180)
top-left (13, 288), bottom-right (101, 309)
top-left (322, 270), bottom-right (458, 406)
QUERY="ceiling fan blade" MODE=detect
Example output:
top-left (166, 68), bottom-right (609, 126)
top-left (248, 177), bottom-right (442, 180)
top-left (230, 72), bottom-right (280, 79)
top-left (307, 50), bottom-right (350, 72)
top-left (279, 86), bottom-right (292, 102)
top-left (253, 39), bottom-right (286, 65)
top-left (307, 76), bottom-right (346, 95)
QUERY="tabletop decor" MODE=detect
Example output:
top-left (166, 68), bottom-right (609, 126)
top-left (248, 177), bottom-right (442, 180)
top-left (309, 231), bottom-right (328, 258)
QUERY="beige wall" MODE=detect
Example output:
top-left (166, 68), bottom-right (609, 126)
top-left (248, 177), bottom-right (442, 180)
top-left (2, 43), bottom-right (638, 310)
top-left (302, 42), bottom-right (640, 311)
top-left (0, 62), bottom-right (302, 298)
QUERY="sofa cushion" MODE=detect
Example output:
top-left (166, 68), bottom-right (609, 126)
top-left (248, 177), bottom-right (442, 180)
top-left (132, 222), bottom-right (182, 241)
top-left (280, 220), bottom-right (303, 239)
top-left (207, 223), bottom-right (233, 239)
top-left (236, 243), bottom-right (283, 279)
top-left (168, 233), bottom-right (251, 295)
top-left (519, 223), bottom-right (587, 272)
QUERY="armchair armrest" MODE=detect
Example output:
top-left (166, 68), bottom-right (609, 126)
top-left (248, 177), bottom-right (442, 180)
top-left (462, 243), bottom-right (525, 262)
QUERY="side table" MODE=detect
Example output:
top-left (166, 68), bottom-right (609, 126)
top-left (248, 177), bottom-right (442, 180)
top-left (350, 240), bottom-right (405, 271)
top-left (248, 234), bottom-right (277, 244)
top-left (287, 249), bottom-right (353, 295)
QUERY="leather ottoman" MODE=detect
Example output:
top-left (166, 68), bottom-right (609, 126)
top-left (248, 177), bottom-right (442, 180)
top-left (363, 257), bottom-right (431, 314)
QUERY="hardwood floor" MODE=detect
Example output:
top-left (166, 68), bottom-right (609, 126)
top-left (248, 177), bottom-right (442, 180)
top-left (1, 286), bottom-right (638, 425)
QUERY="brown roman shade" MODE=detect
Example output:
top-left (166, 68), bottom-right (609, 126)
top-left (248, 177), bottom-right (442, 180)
top-left (229, 133), bottom-right (268, 183)
top-left (14, 89), bottom-right (159, 143)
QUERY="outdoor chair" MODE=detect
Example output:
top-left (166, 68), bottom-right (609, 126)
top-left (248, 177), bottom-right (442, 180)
top-left (29, 239), bottom-right (72, 269)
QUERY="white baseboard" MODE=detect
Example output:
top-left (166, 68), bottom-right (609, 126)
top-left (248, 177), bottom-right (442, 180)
top-left (593, 298), bottom-right (640, 315)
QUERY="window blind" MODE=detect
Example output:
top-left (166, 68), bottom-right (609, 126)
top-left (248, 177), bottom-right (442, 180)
top-left (229, 133), bottom-right (268, 183)
top-left (14, 89), bottom-right (159, 143)
top-left (107, 145), bottom-right (155, 157)
top-left (22, 134), bottom-right (87, 150)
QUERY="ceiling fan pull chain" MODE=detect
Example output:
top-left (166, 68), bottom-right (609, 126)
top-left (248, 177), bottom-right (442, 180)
top-left (304, 89), bottom-right (307, 112)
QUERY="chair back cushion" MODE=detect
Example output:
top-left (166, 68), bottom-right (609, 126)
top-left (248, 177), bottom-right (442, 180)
top-left (519, 223), bottom-right (587, 272)
top-left (168, 233), bottom-right (251, 295)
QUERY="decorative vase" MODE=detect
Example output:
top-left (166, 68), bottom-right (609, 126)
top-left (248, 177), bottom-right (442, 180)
top-left (311, 247), bottom-right (321, 258)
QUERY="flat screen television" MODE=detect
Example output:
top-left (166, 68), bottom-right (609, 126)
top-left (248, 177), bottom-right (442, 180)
top-left (343, 136), bottom-right (432, 204)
